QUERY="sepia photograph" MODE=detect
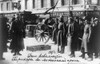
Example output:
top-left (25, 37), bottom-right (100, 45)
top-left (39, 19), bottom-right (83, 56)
top-left (0, 0), bottom-right (100, 64)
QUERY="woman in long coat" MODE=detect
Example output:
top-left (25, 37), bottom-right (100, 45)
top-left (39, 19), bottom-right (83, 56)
top-left (10, 14), bottom-right (25, 56)
top-left (57, 16), bottom-right (67, 53)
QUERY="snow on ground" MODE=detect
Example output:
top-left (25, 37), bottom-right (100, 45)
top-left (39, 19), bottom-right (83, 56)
top-left (0, 37), bottom-right (100, 64)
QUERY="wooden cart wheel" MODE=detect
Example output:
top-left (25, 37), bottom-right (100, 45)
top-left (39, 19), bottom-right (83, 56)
top-left (34, 25), bottom-right (50, 43)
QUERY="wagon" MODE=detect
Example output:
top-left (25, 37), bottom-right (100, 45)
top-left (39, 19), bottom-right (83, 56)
top-left (34, 16), bottom-right (55, 43)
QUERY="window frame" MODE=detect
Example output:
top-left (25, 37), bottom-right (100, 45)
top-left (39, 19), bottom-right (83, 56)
top-left (1, 3), bottom-right (3, 11)
top-left (33, 0), bottom-right (35, 8)
top-left (41, 0), bottom-right (47, 8)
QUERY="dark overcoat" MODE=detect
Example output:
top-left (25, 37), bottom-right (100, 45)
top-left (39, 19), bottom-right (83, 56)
top-left (88, 22), bottom-right (100, 53)
top-left (71, 22), bottom-right (80, 51)
top-left (0, 15), bottom-right (8, 54)
top-left (10, 17), bottom-right (25, 52)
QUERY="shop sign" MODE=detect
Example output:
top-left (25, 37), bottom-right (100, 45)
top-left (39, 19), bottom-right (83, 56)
top-left (73, 11), bottom-right (84, 16)
top-left (51, 11), bottom-right (84, 16)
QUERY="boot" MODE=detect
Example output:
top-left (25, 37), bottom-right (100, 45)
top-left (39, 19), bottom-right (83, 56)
top-left (60, 46), bottom-right (65, 54)
top-left (17, 52), bottom-right (22, 55)
top-left (79, 48), bottom-right (85, 58)
top-left (95, 52), bottom-right (98, 58)
top-left (84, 52), bottom-right (88, 60)
top-left (87, 53), bottom-right (93, 61)
top-left (79, 53), bottom-right (85, 58)
top-left (57, 47), bottom-right (60, 53)
top-left (13, 52), bottom-right (17, 56)
top-left (69, 51), bottom-right (75, 58)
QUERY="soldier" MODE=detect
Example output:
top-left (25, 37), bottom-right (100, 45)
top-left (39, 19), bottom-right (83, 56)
top-left (57, 16), bottom-right (67, 53)
top-left (69, 16), bottom-right (80, 57)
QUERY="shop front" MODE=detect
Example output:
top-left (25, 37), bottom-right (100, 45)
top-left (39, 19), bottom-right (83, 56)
top-left (49, 10), bottom-right (100, 22)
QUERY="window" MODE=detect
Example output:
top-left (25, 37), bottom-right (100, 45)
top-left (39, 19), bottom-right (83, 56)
top-left (7, 3), bottom-right (8, 10)
top-left (1, 3), bottom-right (3, 11)
top-left (51, 0), bottom-right (58, 7)
top-left (91, 0), bottom-right (98, 5)
top-left (12, 3), bottom-right (14, 10)
top-left (25, 0), bottom-right (28, 9)
top-left (41, 0), bottom-right (47, 8)
top-left (33, 0), bottom-right (35, 8)
top-left (41, 0), bottom-right (43, 7)
top-left (99, 0), bottom-right (100, 5)
top-left (7, 3), bottom-right (10, 11)
top-left (72, 0), bottom-right (78, 4)
top-left (72, 0), bottom-right (84, 5)
top-left (51, 0), bottom-right (54, 7)
top-left (62, 0), bottom-right (70, 6)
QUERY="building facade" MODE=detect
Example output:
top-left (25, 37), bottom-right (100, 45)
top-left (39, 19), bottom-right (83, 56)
top-left (0, 0), bottom-right (100, 18)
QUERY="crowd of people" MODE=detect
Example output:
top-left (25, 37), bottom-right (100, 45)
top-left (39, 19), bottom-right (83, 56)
top-left (0, 12), bottom-right (100, 61)
top-left (52, 14), bottom-right (100, 61)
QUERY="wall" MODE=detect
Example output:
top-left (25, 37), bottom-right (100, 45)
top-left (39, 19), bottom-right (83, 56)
top-left (0, 0), bottom-right (100, 14)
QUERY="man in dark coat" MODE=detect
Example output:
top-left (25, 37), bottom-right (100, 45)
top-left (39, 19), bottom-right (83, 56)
top-left (52, 18), bottom-right (59, 44)
top-left (0, 14), bottom-right (9, 60)
top-left (10, 14), bottom-right (25, 56)
top-left (88, 19), bottom-right (100, 60)
top-left (69, 17), bottom-right (80, 57)
top-left (57, 16), bottom-right (67, 53)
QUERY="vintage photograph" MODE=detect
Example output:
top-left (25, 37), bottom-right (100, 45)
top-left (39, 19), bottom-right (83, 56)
top-left (0, 0), bottom-right (100, 64)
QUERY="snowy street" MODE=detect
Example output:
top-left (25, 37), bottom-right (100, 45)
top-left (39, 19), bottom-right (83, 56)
top-left (0, 37), bottom-right (100, 64)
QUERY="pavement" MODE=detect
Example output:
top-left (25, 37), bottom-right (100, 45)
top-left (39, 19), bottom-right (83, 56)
top-left (0, 37), bottom-right (100, 64)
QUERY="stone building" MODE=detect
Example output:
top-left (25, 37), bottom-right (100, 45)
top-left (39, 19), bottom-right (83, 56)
top-left (0, 0), bottom-right (100, 19)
